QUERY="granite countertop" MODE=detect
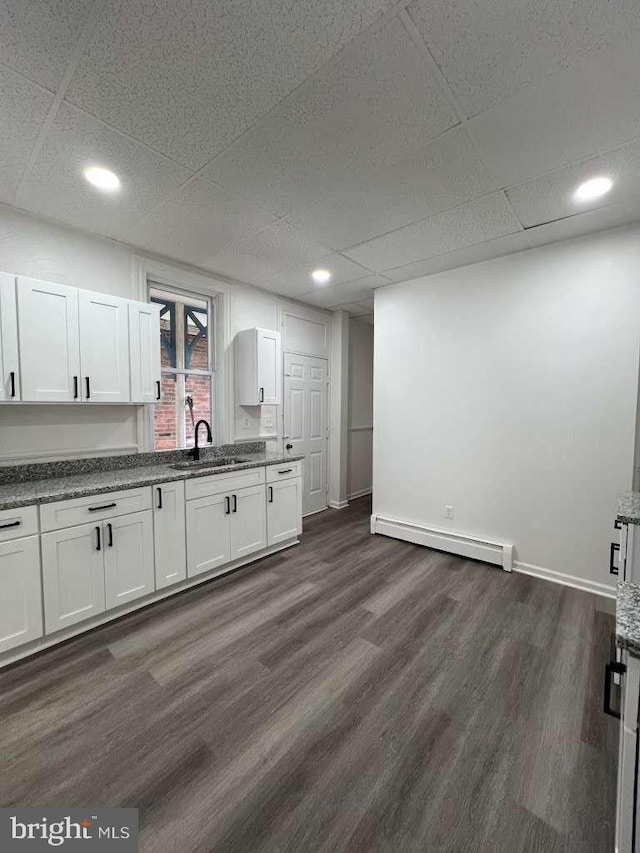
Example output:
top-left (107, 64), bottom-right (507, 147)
top-left (0, 451), bottom-right (304, 511)
top-left (617, 581), bottom-right (640, 656)
top-left (617, 491), bottom-right (640, 525)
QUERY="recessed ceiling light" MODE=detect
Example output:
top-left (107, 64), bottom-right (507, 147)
top-left (83, 165), bottom-right (121, 192)
top-left (573, 176), bottom-right (613, 203)
top-left (311, 268), bottom-right (331, 285)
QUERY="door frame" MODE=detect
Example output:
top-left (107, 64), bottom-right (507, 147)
top-left (278, 301), bottom-right (332, 517)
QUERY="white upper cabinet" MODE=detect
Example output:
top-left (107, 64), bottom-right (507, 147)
top-left (78, 290), bottom-right (131, 403)
top-left (17, 277), bottom-right (81, 402)
top-left (0, 273), bottom-right (20, 401)
top-left (129, 300), bottom-right (161, 404)
top-left (236, 327), bottom-right (281, 405)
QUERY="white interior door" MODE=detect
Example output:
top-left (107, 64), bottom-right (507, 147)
top-left (284, 353), bottom-right (328, 516)
top-left (79, 290), bottom-right (131, 403)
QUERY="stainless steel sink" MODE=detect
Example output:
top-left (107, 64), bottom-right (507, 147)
top-left (170, 457), bottom-right (246, 471)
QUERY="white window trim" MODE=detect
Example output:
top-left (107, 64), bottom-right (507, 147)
top-left (133, 256), bottom-right (232, 451)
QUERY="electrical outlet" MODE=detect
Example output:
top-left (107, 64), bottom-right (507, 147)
top-left (242, 417), bottom-right (250, 428)
top-left (445, 505), bottom-right (454, 519)
top-left (264, 418), bottom-right (274, 429)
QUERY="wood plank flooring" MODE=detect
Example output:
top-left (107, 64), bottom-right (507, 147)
top-left (0, 497), bottom-right (618, 852)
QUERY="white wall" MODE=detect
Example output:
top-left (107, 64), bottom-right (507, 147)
top-left (0, 205), bottom-right (287, 461)
top-left (373, 226), bottom-right (640, 591)
top-left (348, 319), bottom-right (373, 499)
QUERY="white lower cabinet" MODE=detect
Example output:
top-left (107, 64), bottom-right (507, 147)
top-left (267, 477), bottom-right (303, 546)
top-left (153, 481), bottom-right (187, 589)
top-left (42, 522), bottom-right (106, 632)
top-left (104, 511), bottom-right (154, 609)
top-left (0, 535), bottom-right (43, 653)
top-left (186, 492), bottom-right (231, 577)
top-left (231, 484), bottom-right (267, 560)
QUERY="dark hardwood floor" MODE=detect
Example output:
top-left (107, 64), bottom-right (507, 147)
top-left (0, 497), bottom-right (618, 852)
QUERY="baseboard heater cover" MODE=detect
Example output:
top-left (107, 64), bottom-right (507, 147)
top-left (371, 514), bottom-right (513, 572)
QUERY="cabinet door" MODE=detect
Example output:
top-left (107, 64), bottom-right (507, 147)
top-left (129, 301), bottom-right (161, 404)
top-left (17, 277), bottom-right (80, 402)
top-left (257, 328), bottom-right (281, 404)
top-left (0, 273), bottom-right (20, 401)
top-left (42, 522), bottom-right (105, 632)
top-left (78, 290), bottom-right (131, 403)
top-left (0, 535), bottom-right (43, 653)
top-left (186, 493), bottom-right (231, 577)
top-left (267, 477), bottom-right (302, 547)
top-left (153, 481), bottom-right (187, 589)
top-left (104, 510), bottom-right (155, 609)
top-left (230, 484), bottom-right (267, 561)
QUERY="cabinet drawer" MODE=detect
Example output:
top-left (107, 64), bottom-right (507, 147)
top-left (266, 461), bottom-right (302, 483)
top-left (0, 505), bottom-right (38, 542)
top-left (40, 487), bottom-right (152, 532)
top-left (185, 467), bottom-right (265, 501)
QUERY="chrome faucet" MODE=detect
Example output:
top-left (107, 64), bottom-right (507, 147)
top-left (191, 419), bottom-right (213, 461)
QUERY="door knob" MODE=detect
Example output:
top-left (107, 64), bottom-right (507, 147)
top-left (286, 443), bottom-right (293, 450)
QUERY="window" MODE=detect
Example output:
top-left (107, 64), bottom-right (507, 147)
top-left (149, 284), bottom-right (215, 450)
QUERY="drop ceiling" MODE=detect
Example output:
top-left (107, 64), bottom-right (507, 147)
top-left (2, 0), bottom-right (640, 319)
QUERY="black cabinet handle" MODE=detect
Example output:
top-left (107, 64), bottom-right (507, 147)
top-left (107, 523), bottom-right (113, 548)
top-left (268, 486), bottom-right (273, 503)
top-left (610, 542), bottom-right (620, 575)
top-left (85, 376), bottom-right (91, 399)
top-left (259, 387), bottom-right (264, 403)
top-left (0, 520), bottom-right (21, 530)
top-left (156, 380), bottom-right (161, 400)
top-left (9, 371), bottom-right (15, 398)
top-left (225, 496), bottom-right (230, 515)
top-left (73, 376), bottom-right (79, 399)
top-left (604, 661), bottom-right (626, 718)
top-left (157, 487), bottom-right (163, 510)
top-left (278, 469), bottom-right (293, 474)
top-left (615, 519), bottom-right (623, 530)
top-left (232, 494), bottom-right (237, 513)
top-left (95, 525), bottom-right (101, 551)
top-left (88, 502), bottom-right (117, 512)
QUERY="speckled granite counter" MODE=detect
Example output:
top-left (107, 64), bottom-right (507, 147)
top-left (0, 445), bottom-right (304, 511)
top-left (616, 581), bottom-right (640, 656)
top-left (617, 492), bottom-right (640, 525)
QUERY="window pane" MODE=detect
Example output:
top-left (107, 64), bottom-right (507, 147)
top-left (184, 374), bottom-right (212, 447)
top-left (151, 297), bottom-right (177, 369)
top-left (184, 305), bottom-right (208, 370)
top-left (154, 374), bottom-right (178, 450)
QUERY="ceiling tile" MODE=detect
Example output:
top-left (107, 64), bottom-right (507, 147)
top-left (16, 102), bottom-right (192, 240)
top-left (344, 192), bottom-right (522, 270)
top-left (258, 254), bottom-right (371, 297)
top-left (0, 0), bottom-right (97, 91)
top-left (0, 66), bottom-right (54, 184)
top-left (299, 274), bottom-right (389, 308)
top-left (202, 16), bottom-right (459, 215)
top-left (285, 127), bottom-right (496, 249)
top-left (468, 31), bottom-right (640, 186)
top-left (129, 177), bottom-right (276, 268)
top-left (408, 0), bottom-right (640, 118)
top-left (201, 220), bottom-right (333, 286)
top-left (65, 0), bottom-right (396, 170)
top-left (505, 138), bottom-right (640, 228)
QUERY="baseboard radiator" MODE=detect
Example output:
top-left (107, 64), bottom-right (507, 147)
top-left (371, 514), bottom-right (513, 572)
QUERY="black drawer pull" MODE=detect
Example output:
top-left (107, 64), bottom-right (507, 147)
top-left (156, 380), bottom-right (161, 400)
top-left (9, 371), bottom-right (15, 398)
top-left (107, 522), bottom-right (113, 547)
top-left (232, 494), bottom-right (237, 513)
top-left (73, 376), bottom-right (79, 399)
top-left (278, 469), bottom-right (293, 474)
top-left (610, 542), bottom-right (620, 575)
top-left (225, 496), bottom-right (230, 515)
top-left (95, 525), bottom-right (101, 551)
top-left (615, 519), bottom-right (623, 530)
top-left (604, 661), bottom-right (626, 718)
top-left (0, 520), bottom-right (21, 530)
top-left (157, 487), bottom-right (163, 510)
top-left (268, 486), bottom-right (273, 503)
top-left (88, 502), bottom-right (117, 512)
top-left (85, 376), bottom-right (91, 399)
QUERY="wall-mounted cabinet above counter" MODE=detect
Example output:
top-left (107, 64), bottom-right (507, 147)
top-left (236, 327), bottom-right (281, 405)
top-left (0, 272), bottom-right (161, 404)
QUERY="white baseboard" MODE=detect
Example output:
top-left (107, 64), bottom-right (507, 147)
top-left (347, 487), bottom-right (372, 500)
top-left (513, 561), bottom-right (616, 599)
top-left (371, 514), bottom-right (513, 571)
top-left (329, 500), bottom-right (350, 510)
